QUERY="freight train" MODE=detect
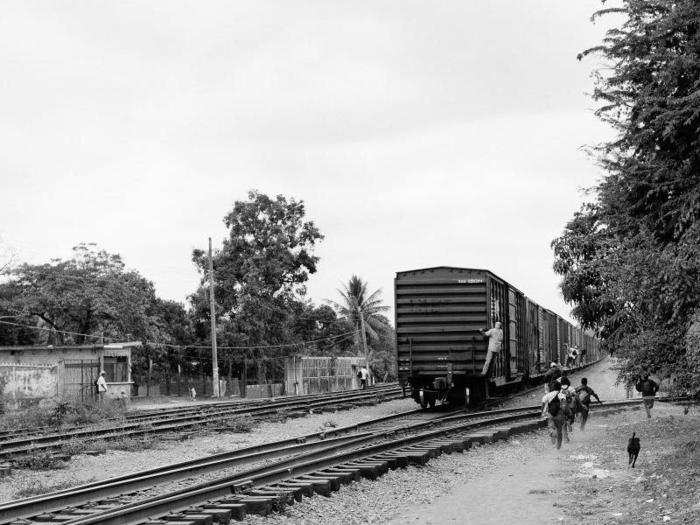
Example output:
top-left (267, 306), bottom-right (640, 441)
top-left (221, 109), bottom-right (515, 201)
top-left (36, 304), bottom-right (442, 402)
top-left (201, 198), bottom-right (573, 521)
top-left (395, 267), bottom-right (601, 408)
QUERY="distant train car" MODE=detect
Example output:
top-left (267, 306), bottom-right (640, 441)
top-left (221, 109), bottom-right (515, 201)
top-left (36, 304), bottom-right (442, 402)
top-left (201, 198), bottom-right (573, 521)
top-left (395, 266), bottom-right (599, 407)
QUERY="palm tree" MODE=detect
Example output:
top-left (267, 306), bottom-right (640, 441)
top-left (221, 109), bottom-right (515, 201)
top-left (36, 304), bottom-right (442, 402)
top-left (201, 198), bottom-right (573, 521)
top-left (329, 276), bottom-right (390, 370)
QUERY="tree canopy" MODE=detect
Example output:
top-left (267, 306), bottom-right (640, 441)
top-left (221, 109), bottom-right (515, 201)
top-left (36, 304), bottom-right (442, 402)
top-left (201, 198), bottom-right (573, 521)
top-left (189, 190), bottom-right (358, 366)
top-left (553, 0), bottom-right (699, 390)
top-left (0, 244), bottom-right (193, 386)
top-left (0, 244), bottom-right (159, 344)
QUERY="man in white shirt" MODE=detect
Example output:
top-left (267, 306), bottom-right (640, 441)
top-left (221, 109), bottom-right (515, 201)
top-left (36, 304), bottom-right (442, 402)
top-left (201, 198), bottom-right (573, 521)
top-left (359, 367), bottom-right (369, 389)
top-left (96, 371), bottom-right (108, 404)
top-left (480, 321), bottom-right (503, 376)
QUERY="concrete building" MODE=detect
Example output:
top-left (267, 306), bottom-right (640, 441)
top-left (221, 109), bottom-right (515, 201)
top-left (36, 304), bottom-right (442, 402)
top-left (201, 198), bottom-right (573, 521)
top-left (0, 342), bottom-right (138, 409)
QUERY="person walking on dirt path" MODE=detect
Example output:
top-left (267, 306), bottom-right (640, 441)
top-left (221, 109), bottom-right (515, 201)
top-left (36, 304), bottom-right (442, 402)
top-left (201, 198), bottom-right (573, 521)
top-left (359, 366), bottom-right (369, 389)
top-left (575, 377), bottom-right (601, 430)
top-left (636, 373), bottom-right (659, 418)
top-left (542, 381), bottom-right (568, 449)
top-left (96, 371), bottom-right (108, 404)
top-left (480, 321), bottom-right (503, 376)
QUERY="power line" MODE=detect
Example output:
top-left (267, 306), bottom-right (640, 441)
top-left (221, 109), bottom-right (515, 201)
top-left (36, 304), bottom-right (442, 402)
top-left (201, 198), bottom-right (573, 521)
top-left (0, 319), bottom-right (107, 340)
top-left (0, 319), bottom-right (360, 352)
top-left (147, 329), bottom-right (360, 350)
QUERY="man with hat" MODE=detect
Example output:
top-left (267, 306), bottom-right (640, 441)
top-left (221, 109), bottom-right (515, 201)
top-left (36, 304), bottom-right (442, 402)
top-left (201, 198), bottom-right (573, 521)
top-left (96, 371), bottom-right (108, 404)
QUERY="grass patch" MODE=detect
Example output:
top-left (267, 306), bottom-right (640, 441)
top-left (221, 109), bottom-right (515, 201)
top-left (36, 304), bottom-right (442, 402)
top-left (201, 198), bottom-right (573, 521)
top-left (266, 409), bottom-right (289, 423)
top-left (0, 400), bottom-right (126, 432)
top-left (220, 415), bottom-right (255, 433)
top-left (12, 450), bottom-right (67, 470)
top-left (111, 435), bottom-right (156, 451)
top-left (59, 439), bottom-right (108, 457)
top-left (14, 479), bottom-right (89, 499)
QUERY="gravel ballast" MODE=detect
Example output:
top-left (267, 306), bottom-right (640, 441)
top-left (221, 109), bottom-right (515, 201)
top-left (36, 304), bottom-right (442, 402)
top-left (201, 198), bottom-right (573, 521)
top-left (242, 358), bottom-right (698, 524)
top-left (247, 403), bottom-right (696, 524)
top-left (0, 396), bottom-right (415, 503)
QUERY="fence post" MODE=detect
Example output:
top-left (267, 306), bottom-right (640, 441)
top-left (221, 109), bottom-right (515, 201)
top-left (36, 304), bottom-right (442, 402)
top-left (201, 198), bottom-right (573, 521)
top-left (177, 363), bottom-right (182, 397)
top-left (241, 359), bottom-right (247, 398)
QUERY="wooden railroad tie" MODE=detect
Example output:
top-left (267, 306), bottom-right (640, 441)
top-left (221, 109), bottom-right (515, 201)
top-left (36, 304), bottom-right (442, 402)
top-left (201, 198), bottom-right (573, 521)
top-left (157, 410), bottom-right (638, 522)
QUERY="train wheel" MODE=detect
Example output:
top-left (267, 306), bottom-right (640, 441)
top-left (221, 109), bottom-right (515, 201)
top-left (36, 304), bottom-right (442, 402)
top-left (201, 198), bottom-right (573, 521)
top-left (428, 394), bottom-right (436, 408)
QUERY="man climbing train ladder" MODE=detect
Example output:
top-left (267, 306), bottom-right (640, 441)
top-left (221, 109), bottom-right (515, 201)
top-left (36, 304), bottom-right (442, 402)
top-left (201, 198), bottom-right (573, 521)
top-left (481, 321), bottom-right (503, 376)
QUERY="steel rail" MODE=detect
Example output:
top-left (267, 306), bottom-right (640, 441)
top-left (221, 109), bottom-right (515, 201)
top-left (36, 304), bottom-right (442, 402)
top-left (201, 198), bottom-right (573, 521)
top-left (1, 397), bottom-right (687, 524)
top-left (66, 398), bottom-right (670, 525)
top-left (0, 406), bottom-right (443, 521)
top-left (0, 387), bottom-right (402, 456)
top-left (0, 399), bottom-right (646, 524)
top-left (56, 409), bottom-right (551, 525)
top-left (0, 384), bottom-right (400, 441)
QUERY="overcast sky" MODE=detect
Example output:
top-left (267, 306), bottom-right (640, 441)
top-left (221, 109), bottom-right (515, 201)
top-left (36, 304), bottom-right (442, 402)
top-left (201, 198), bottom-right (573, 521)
top-left (0, 1), bottom-right (614, 324)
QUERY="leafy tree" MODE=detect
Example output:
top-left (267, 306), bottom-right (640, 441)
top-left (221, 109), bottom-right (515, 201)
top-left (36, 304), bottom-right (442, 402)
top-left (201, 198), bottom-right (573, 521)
top-left (289, 302), bottom-right (355, 355)
top-left (0, 244), bottom-right (195, 386)
top-left (0, 244), bottom-right (158, 344)
top-left (190, 190), bottom-right (324, 349)
top-left (329, 275), bottom-right (393, 377)
top-left (553, 0), bottom-right (700, 390)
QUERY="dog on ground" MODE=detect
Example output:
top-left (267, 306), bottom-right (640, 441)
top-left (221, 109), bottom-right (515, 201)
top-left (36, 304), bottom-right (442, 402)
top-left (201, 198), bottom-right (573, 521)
top-left (627, 432), bottom-right (640, 468)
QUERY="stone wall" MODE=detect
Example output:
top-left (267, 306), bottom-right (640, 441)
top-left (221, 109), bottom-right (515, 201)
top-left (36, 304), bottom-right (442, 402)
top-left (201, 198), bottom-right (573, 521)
top-left (0, 363), bottom-right (59, 409)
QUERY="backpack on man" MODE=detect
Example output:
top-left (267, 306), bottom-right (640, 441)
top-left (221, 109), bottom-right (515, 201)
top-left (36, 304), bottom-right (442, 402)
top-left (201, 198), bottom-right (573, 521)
top-left (548, 394), bottom-right (561, 417)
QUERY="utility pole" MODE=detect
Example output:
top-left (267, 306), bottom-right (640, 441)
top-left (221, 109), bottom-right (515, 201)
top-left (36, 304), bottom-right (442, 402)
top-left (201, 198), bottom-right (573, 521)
top-left (208, 237), bottom-right (220, 397)
top-left (358, 309), bottom-right (371, 384)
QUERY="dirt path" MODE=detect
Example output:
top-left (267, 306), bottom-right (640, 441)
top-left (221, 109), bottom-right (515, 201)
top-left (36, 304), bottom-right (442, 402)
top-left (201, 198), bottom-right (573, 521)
top-left (391, 359), bottom-right (699, 524)
top-left (498, 357), bottom-right (635, 410)
top-left (250, 358), bottom-right (698, 525)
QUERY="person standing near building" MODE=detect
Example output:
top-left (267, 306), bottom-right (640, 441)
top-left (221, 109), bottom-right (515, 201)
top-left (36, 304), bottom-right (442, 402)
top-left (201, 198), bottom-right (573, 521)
top-left (575, 377), bottom-right (602, 430)
top-left (359, 366), bottom-right (369, 389)
top-left (480, 321), bottom-right (503, 376)
top-left (636, 373), bottom-right (659, 418)
top-left (96, 371), bottom-right (108, 404)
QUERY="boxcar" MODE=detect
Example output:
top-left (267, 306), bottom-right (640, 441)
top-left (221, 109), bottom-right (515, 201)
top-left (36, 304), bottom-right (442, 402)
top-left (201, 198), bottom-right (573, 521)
top-left (395, 266), bottom-right (599, 407)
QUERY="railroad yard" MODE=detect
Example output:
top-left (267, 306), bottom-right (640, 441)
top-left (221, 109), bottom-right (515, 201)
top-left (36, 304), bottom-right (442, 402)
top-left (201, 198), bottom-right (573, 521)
top-left (0, 359), bottom-right (696, 524)
top-left (1, 1), bottom-right (698, 524)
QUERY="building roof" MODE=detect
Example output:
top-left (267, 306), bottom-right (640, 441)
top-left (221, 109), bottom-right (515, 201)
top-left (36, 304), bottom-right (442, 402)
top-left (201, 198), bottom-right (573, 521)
top-left (0, 342), bottom-right (141, 352)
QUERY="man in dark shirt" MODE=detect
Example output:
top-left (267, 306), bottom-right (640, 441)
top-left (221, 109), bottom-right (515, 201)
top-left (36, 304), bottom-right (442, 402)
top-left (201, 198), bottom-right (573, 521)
top-left (636, 374), bottom-right (659, 418)
top-left (575, 377), bottom-right (601, 430)
top-left (543, 362), bottom-right (563, 392)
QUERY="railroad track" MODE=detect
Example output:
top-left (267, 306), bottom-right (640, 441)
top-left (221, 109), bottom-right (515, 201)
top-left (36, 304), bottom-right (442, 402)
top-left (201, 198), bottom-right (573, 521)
top-left (0, 397), bottom-right (670, 525)
top-left (0, 384), bottom-right (401, 442)
top-left (0, 385), bottom-right (402, 458)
